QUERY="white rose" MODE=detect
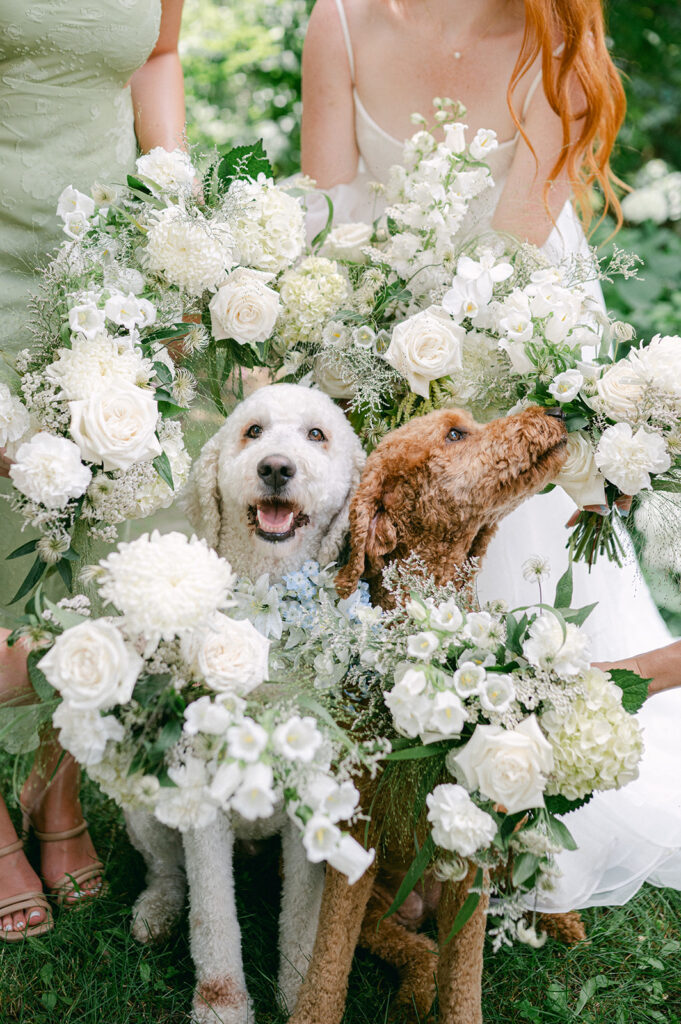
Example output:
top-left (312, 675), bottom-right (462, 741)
top-left (0, 383), bottom-right (29, 447)
top-left (548, 370), bottom-right (584, 403)
top-left (313, 355), bottom-right (355, 399)
top-left (452, 716), bottom-right (554, 814)
top-left (522, 612), bottom-right (592, 677)
top-left (321, 222), bottom-right (373, 263)
top-left (135, 147), bottom-right (196, 193)
top-left (594, 422), bottom-right (671, 495)
top-left (52, 703), bottom-right (124, 767)
top-left (384, 307), bottom-right (464, 398)
top-left (9, 433), bottom-right (91, 508)
top-left (553, 432), bottom-right (607, 508)
top-left (593, 360), bottom-right (645, 421)
top-left (209, 267), bottom-right (280, 346)
top-left (185, 613), bottom-right (269, 694)
top-left (426, 783), bottom-right (497, 857)
top-left (39, 620), bottom-right (142, 710)
top-left (69, 382), bottom-right (161, 471)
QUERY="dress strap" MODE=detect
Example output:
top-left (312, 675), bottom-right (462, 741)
top-left (521, 43), bottom-right (565, 121)
top-left (333, 0), bottom-right (356, 83)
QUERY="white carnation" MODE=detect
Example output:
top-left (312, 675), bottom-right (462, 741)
top-left (9, 433), bottom-right (91, 508)
top-left (384, 307), bottom-right (464, 399)
top-left (225, 178), bottom-right (305, 274)
top-left (209, 267), bottom-right (280, 345)
top-left (97, 531), bottom-right (235, 643)
top-left (144, 205), bottom-right (236, 296)
top-left (594, 423), bottom-right (671, 495)
top-left (52, 703), bottom-right (124, 767)
top-left (426, 783), bottom-right (497, 857)
top-left (69, 382), bottom-right (162, 471)
top-left (630, 334), bottom-right (681, 398)
top-left (39, 620), bottom-right (142, 710)
top-left (0, 383), bottom-right (29, 447)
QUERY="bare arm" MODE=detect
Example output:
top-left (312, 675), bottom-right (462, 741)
top-left (130, 0), bottom-right (186, 153)
top-left (301, 0), bottom-right (359, 187)
top-left (595, 640), bottom-right (681, 699)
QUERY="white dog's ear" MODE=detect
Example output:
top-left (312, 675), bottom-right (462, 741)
top-left (180, 432), bottom-right (223, 549)
top-left (318, 443), bottom-right (367, 567)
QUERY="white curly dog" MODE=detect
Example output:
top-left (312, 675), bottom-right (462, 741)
top-left (125, 383), bottom-right (365, 1024)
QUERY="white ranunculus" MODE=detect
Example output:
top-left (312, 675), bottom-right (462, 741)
top-left (406, 631), bottom-right (440, 661)
top-left (10, 433), bottom-right (91, 508)
top-left (57, 186), bottom-right (95, 220)
top-left (452, 661), bottom-right (486, 699)
top-left (104, 293), bottom-right (156, 331)
top-left (326, 834), bottom-right (375, 884)
top-left (209, 761), bottom-right (243, 807)
top-left (209, 267), bottom-right (280, 345)
top-left (420, 690), bottom-right (466, 743)
top-left (185, 612), bottom-right (270, 695)
top-left (313, 355), bottom-right (355, 399)
top-left (479, 673), bottom-right (515, 714)
top-left (272, 715), bottom-right (323, 763)
top-left (226, 718), bottom-right (269, 763)
top-left (548, 370), bottom-right (584, 403)
top-left (52, 703), bottom-right (124, 767)
top-left (231, 763), bottom-right (276, 821)
top-left (522, 612), bottom-right (591, 677)
top-left (302, 815), bottom-right (341, 863)
top-left (183, 696), bottom-right (233, 736)
top-left (453, 717), bottom-right (554, 814)
top-left (430, 599), bottom-right (463, 633)
top-left (321, 222), bottom-right (373, 263)
top-left (426, 783), bottom-right (497, 857)
top-left (98, 532), bottom-right (235, 644)
top-left (145, 205), bottom-right (236, 296)
top-left (594, 423), bottom-right (671, 495)
top-left (225, 178), bottom-right (305, 274)
top-left (593, 360), bottom-right (645, 421)
top-left (384, 307), bottom-right (464, 399)
top-left (469, 128), bottom-right (498, 162)
top-left (553, 432), bottom-right (607, 509)
top-left (68, 303), bottom-right (107, 339)
top-left (39, 620), bottom-right (142, 710)
top-left (0, 383), bottom-right (29, 448)
top-left (69, 382), bottom-right (161, 471)
top-left (135, 147), bottom-right (196, 193)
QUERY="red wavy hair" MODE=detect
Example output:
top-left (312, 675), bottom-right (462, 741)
top-left (509, 0), bottom-right (626, 231)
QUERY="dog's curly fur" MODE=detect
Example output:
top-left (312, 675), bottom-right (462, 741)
top-left (289, 405), bottom-right (568, 1024)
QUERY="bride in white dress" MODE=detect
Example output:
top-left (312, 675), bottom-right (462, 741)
top-left (301, 0), bottom-right (681, 910)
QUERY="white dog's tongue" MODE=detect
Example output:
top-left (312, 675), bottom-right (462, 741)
top-left (257, 505), bottom-right (294, 534)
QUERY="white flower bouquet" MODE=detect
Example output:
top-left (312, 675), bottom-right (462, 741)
top-left (282, 557), bottom-right (647, 946)
top-left (1, 533), bottom-right (385, 884)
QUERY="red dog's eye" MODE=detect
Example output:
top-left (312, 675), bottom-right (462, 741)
top-left (446, 427), bottom-right (464, 442)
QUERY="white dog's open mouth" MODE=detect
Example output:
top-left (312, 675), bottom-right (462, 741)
top-left (248, 500), bottom-right (311, 543)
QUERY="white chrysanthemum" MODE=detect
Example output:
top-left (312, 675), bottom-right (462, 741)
top-left (426, 783), bottom-right (497, 857)
top-left (522, 612), bottom-right (591, 678)
top-left (224, 177), bottom-right (305, 274)
top-left (144, 205), bottom-right (236, 296)
top-left (46, 334), bottom-right (154, 400)
top-left (97, 531), bottom-right (236, 643)
top-left (10, 433), bottom-right (91, 509)
top-left (135, 147), bottom-right (196, 194)
top-left (0, 382), bottom-right (29, 447)
top-left (542, 667), bottom-right (643, 800)
top-left (278, 257), bottom-right (350, 345)
top-left (595, 422), bottom-right (671, 495)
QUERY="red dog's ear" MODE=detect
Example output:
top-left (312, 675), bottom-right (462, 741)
top-left (335, 460), bottom-right (398, 598)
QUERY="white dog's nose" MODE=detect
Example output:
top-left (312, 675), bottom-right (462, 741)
top-left (257, 455), bottom-right (297, 491)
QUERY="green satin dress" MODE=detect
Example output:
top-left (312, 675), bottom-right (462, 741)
top-left (0, 0), bottom-right (161, 625)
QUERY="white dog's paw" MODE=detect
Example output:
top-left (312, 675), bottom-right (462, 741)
top-left (131, 880), bottom-right (185, 944)
top-left (191, 979), bottom-right (254, 1024)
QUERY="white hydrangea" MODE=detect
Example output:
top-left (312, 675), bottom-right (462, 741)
top-left (97, 531), bottom-right (236, 644)
top-left (115, 423), bottom-right (191, 520)
top-left (46, 334), bottom-right (154, 401)
top-left (541, 667), bottom-right (643, 800)
top-left (522, 612), bottom-right (591, 678)
top-left (426, 783), bottom-right (497, 857)
top-left (144, 205), bottom-right (236, 296)
top-left (224, 177), bottom-right (305, 274)
top-left (9, 433), bottom-right (91, 508)
top-left (594, 423), bottom-right (671, 495)
top-left (0, 383), bottom-right (29, 447)
top-left (278, 257), bottom-right (350, 344)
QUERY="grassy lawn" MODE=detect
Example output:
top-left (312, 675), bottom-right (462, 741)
top-left (1, 775), bottom-right (680, 1024)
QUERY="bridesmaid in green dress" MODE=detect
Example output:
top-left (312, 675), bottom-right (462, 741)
top-left (0, 0), bottom-right (186, 940)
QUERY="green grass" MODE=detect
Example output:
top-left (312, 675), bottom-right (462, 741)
top-left (1, 776), bottom-right (680, 1024)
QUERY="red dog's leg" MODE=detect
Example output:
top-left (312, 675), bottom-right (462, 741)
top-left (436, 865), bottom-right (489, 1024)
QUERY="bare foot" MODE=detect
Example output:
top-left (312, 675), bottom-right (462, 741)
top-left (0, 806), bottom-right (49, 937)
top-left (21, 757), bottom-right (103, 905)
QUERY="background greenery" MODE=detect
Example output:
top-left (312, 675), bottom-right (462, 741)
top-left (1, 4), bottom-right (680, 1022)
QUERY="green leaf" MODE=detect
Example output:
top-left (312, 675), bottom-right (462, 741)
top-left (574, 975), bottom-right (609, 1015)
top-left (27, 650), bottom-right (57, 703)
top-left (10, 557), bottom-right (47, 604)
top-left (651, 478), bottom-right (681, 493)
top-left (133, 673), bottom-right (172, 709)
top-left (610, 668), bottom-right (650, 713)
top-left (6, 538), bottom-right (39, 560)
top-left (554, 563), bottom-right (573, 609)
top-left (153, 360), bottom-right (174, 386)
top-left (564, 414), bottom-right (590, 432)
top-left (311, 193), bottom-right (334, 251)
top-left (55, 558), bottom-right (73, 591)
top-left (562, 602), bottom-right (598, 627)
top-left (153, 451), bottom-right (174, 490)
top-left (217, 140), bottom-right (272, 184)
top-left (512, 852), bottom-right (540, 887)
top-left (149, 719), bottom-right (182, 758)
top-left (0, 703), bottom-right (54, 754)
top-left (144, 323), bottom-right (196, 343)
top-left (385, 742), bottom-right (451, 761)
top-left (544, 814), bottom-right (578, 852)
top-left (381, 835), bottom-right (434, 921)
top-left (41, 597), bottom-right (86, 632)
top-left (444, 867), bottom-right (483, 943)
top-left (157, 399), bottom-right (186, 417)
top-left (545, 792), bottom-right (593, 815)
top-left (126, 174), bottom-right (152, 195)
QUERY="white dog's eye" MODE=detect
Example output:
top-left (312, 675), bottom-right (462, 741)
top-left (245, 424), bottom-right (263, 439)
top-left (308, 428), bottom-right (326, 442)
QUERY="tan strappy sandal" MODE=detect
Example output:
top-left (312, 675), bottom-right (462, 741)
top-left (0, 839), bottom-right (54, 941)
top-left (23, 816), bottom-right (106, 908)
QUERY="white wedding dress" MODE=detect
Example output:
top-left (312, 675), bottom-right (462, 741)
top-left (309, 0), bottom-right (681, 910)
